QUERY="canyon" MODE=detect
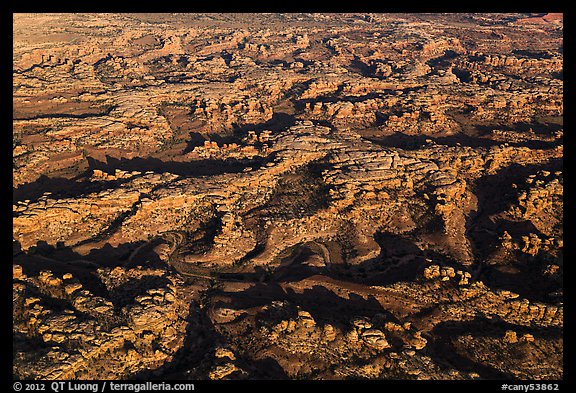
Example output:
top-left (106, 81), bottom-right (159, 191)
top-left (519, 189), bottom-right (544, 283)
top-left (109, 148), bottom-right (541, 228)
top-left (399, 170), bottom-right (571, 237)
top-left (13, 13), bottom-right (563, 380)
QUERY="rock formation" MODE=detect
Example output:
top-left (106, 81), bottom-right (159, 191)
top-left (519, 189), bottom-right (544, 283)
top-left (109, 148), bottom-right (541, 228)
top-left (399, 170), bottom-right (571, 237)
top-left (13, 13), bottom-right (562, 380)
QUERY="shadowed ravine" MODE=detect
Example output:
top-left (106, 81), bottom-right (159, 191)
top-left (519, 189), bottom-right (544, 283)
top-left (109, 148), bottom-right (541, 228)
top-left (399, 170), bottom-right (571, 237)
top-left (13, 12), bottom-right (562, 381)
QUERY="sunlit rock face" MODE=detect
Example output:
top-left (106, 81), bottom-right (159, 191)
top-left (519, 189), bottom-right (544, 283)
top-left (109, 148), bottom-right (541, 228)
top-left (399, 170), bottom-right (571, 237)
top-left (13, 12), bottom-right (562, 380)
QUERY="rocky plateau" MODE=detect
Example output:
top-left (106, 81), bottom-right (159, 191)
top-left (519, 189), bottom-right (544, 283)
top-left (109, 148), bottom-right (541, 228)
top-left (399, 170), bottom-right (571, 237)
top-left (13, 13), bottom-right (563, 380)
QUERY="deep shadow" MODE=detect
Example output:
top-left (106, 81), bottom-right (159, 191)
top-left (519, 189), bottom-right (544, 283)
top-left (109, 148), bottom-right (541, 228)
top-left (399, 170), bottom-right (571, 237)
top-left (288, 287), bottom-right (399, 327)
top-left (426, 49), bottom-right (460, 69)
top-left (365, 131), bottom-right (559, 150)
top-left (183, 132), bottom-right (241, 154)
top-left (173, 213), bottom-right (223, 258)
top-left (480, 259), bottom-right (562, 304)
top-left (217, 282), bottom-right (399, 329)
top-left (348, 57), bottom-right (374, 78)
top-left (271, 245), bottom-right (326, 282)
top-left (110, 275), bottom-right (171, 309)
top-left (86, 155), bottom-right (263, 177)
top-left (233, 164), bottom-right (333, 270)
top-left (452, 67), bottom-right (473, 83)
top-left (484, 219), bottom-right (562, 299)
top-left (232, 111), bottom-right (296, 136)
top-left (14, 149), bottom-right (264, 205)
top-left (183, 131), bottom-right (208, 152)
top-left (432, 316), bottom-right (562, 341)
top-left (212, 282), bottom-right (288, 312)
top-left (13, 173), bottom-right (134, 205)
top-left (293, 90), bottom-right (410, 112)
top-left (511, 49), bottom-right (554, 59)
top-left (465, 159), bottom-right (562, 302)
top-left (130, 298), bottom-right (290, 380)
top-left (265, 232), bottom-right (463, 288)
top-left (13, 175), bottom-right (73, 203)
top-left (425, 316), bottom-right (561, 380)
top-left (245, 357), bottom-right (290, 379)
top-left (245, 165), bottom-right (332, 221)
top-left (496, 120), bottom-right (563, 135)
top-left (205, 133), bottom-right (240, 146)
top-left (130, 301), bottom-right (220, 380)
top-left (466, 159), bottom-right (562, 263)
top-left (12, 104), bottom-right (116, 121)
top-left (13, 239), bottom-right (164, 298)
top-left (349, 232), bottom-right (429, 286)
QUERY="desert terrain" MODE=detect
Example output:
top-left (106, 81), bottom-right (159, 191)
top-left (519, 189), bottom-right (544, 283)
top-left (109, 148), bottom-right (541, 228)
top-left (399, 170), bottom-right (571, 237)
top-left (13, 13), bottom-right (563, 380)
